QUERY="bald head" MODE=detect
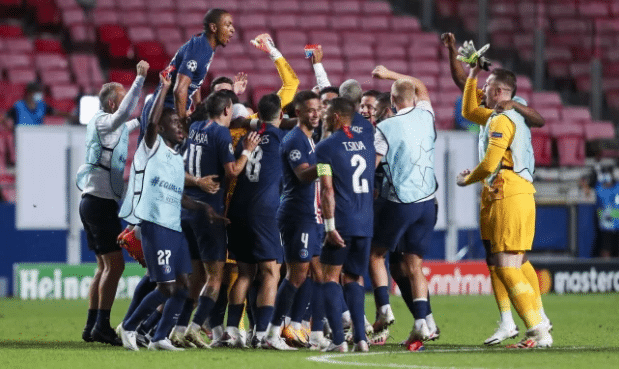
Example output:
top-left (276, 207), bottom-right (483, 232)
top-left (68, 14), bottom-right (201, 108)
top-left (390, 79), bottom-right (416, 108)
top-left (339, 79), bottom-right (363, 106)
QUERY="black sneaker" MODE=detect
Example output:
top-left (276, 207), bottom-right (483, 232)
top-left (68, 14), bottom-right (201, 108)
top-left (91, 326), bottom-right (123, 346)
top-left (82, 327), bottom-right (94, 342)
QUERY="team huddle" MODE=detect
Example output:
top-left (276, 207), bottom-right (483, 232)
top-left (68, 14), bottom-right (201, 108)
top-left (76, 8), bottom-right (553, 353)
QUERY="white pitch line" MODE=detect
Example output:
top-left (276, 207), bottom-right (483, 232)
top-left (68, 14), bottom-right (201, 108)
top-left (307, 346), bottom-right (606, 369)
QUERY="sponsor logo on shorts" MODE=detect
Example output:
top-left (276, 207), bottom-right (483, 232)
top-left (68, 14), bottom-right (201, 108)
top-left (163, 265), bottom-right (172, 274)
top-left (299, 249), bottom-right (309, 259)
top-left (289, 149), bottom-right (301, 162)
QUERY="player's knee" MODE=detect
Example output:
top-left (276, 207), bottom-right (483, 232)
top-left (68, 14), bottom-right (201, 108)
top-left (156, 282), bottom-right (176, 298)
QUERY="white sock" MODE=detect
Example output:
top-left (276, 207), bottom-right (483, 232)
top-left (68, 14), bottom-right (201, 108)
top-left (500, 311), bottom-right (516, 328)
top-left (189, 322), bottom-right (201, 331)
top-left (379, 304), bottom-right (391, 316)
top-left (291, 321), bottom-right (302, 330)
top-left (414, 318), bottom-right (427, 332)
top-left (266, 323), bottom-right (280, 338)
top-left (301, 320), bottom-right (311, 330)
top-left (342, 310), bottom-right (352, 326)
top-left (426, 313), bottom-right (437, 333)
top-left (540, 308), bottom-right (549, 323)
top-left (226, 326), bottom-right (240, 336)
top-left (171, 325), bottom-right (187, 335)
top-left (284, 316), bottom-right (291, 326)
top-left (212, 325), bottom-right (224, 340)
top-left (256, 331), bottom-right (266, 340)
top-left (310, 331), bottom-right (324, 342)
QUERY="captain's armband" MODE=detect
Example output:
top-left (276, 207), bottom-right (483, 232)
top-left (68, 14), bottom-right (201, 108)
top-left (317, 163), bottom-right (332, 177)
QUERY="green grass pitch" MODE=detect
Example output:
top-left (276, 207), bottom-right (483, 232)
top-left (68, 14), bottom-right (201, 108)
top-left (1, 294), bottom-right (618, 368)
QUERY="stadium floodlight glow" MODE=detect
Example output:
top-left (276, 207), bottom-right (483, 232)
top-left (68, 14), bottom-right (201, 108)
top-left (79, 95), bottom-right (100, 125)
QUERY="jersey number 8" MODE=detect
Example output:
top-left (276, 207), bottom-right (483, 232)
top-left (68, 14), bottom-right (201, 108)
top-left (246, 147), bottom-right (263, 182)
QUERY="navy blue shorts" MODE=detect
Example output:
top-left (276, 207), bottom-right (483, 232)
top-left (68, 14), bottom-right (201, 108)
top-left (320, 236), bottom-right (371, 277)
top-left (373, 198), bottom-right (436, 257)
top-left (141, 221), bottom-right (192, 282)
top-left (79, 194), bottom-right (122, 255)
top-left (181, 208), bottom-right (228, 262)
top-left (181, 218), bottom-right (200, 261)
top-left (279, 220), bottom-right (322, 263)
top-left (228, 215), bottom-right (283, 264)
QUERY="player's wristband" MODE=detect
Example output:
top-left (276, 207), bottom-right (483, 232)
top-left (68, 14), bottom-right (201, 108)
top-left (269, 48), bottom-right (283, 62)
top-left (241, 150), bottom-right (252, 158)
top-left (324, 218), bottom-right (336, 232)
top-left (317, 163), bottom-right (332, 177)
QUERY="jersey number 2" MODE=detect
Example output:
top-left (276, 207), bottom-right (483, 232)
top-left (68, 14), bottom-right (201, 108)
top-left (351, 154), bottom-right (369, 194)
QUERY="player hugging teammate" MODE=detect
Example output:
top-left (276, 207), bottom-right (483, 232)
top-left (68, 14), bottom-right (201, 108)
top-left (77, 6), bottom-right (552, 353)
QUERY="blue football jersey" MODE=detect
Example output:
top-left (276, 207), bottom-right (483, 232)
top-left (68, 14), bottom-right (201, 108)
top-left (183, 120), bottom-right (235, 212)
top-left (277, 126), bottom-right (322, 224)
top-left (229, 124), bottom-right (287, 219)
top-left (157, 33), bottom-right (214, 110)
top-left (316, 126), bottom-right (375, 237)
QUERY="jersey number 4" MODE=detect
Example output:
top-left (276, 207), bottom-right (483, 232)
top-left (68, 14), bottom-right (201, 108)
top-left (351, 154), bottom-right (369, 194)
top-left (245, 146), bottom-right (263, 182)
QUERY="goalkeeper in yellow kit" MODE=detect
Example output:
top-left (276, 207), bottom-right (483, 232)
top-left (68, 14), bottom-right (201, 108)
top-left (456, 60), bottom-right (553, 348)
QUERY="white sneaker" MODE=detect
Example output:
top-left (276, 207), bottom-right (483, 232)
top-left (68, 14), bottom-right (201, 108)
top-left (261, 335), bottom-right (298, 350)
top-left (148, 338), bottom-right (185, 351)
top-left (184, 323), bottom-right (210, 348)
top-left (364, 315), bottom-right (374, 336)
top-left (169, 330), bottom-right (196, 348)
top-left (368, 327), bottom-right (389, 346)
top-left (352, 340), bottom-right (369, 352)
top-left (507, 326), bottom-right (552, 349)
top-left (484, 323), bottom-right (519, 345)
top-left (115, 323), bottom-right (122, 337)
top-left (322, 341), bottom-right (348, 352)
top-left (225, 327), bottom-right (247, 348)
top-left (412, 321), bottom-right (432, 342)
top-left (120, 326), bottom-right (139, 351)
top-left (373, 306), bottom-right (395, 331)
top-left (309, 334), bottom-right (332, 351)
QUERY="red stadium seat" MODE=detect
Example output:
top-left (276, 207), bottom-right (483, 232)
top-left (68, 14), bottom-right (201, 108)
top-left (149, 11), bottom-right (176, 27)
top-left (434, 106), bottom-right (455, 130)
top-left (61, 8), bottom-right (85, 26)
top-left (330, 16), bottom-right (359, 31)
top-left (561, 106), bottom-right (591, 123)
top-left (411, 61), bottom-right (441, 77)
top-left (184, 26), bottom-right (204, 40)
top-left (378, 59), bottom-right (409, 75)
top-left (531, 125), bottom-right (553, 167)
top-left (119, 11), bottom-right (148, 27)
top-left (390, 16), bottom-right (421, 32)
top-left (343, 44), bottom-right (373, 58)
top-left (117, 0), bottom-right (145, 11)
top-left (299, 15), bottom-right (328, 30)
top-left (50, 98), bottom-right (76, 113)
top-left (178, 13), bottom-right (204, 28)
top-left (585, 121), bottom-right (615, 141)
top-left (551, 124), bottom-right (586, 166)
top-left (93, 9), bottom-right (119, 26)
top-left (362, 16), bottom-right (390, 31)
top-left (35, 53), bottom-right (68, 70)
top-left (578, 2), bottom-right (609, 17)
top-left (322, 59), bottom-right (346, 75)
top-left (177, 0), bottom-right (208, 12)
top-left (332, 1), bottom-right (361, 14)
top-left (529, 92), bottom-right (562, 108)
top-left (109, 69), bottom-right (137, 86)
top-left (241, 0), bottom-right (269, 14)
top-left (0, 23), bottom-right (23, 37)
top-left (301, 0), bottom-right (330, 14)
top-left (50, 84), bottom-right (79, 100)
top-left (408, 45), bottom-right (439, 61)
top-left (41, 69), bottom-right (72, 85)
top-left (134, 41), bottom-right (168, 69)
top-left (363, 1), bottom-right (392, 16)
top-left (341, 31), bottom-right (376, 46)
top-left (534, 107), bottom-right (561, 121)
top-left (238, 14), bottom-right (268, 29)
top-left (250, 74), bottom-right (281, 90)
top-left (148, 0), bottom-right (174, 11)
top-left (375, 45), bottom-right (407, 60)
top-left (347, 59), bottom-right (376, 74)
top-left (276, 30), bottom-right (308, 47)
top-left (34, 38), bottom-right (64, 54)
top-left (1, 53), bottom-right (32, 68)
top-left (269, 14), bottom-right (298, 30)
top-left (228, 57), bottom-right (256, 73)
top-left (6, 68), bottom-right (36, 84)
top-left (2, 37), bottom-right (34, 53)
top-left (270, 0), bottom-right (300, 14)
top-left (127, 26), bottom-right (156, 43)
top-left (156, 26), bottom-right (183, 43)
top-left (548, 2), bottom-right (577, 18)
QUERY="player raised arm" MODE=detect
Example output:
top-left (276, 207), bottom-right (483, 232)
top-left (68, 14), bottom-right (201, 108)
top-left (174, 74), bottom-right (192, 132)
top-left (104, 61), bottom-right (149, 132)
top-left (223, 131), bottom-right (261, 181)
top-left (371, 65), bottom-right (430, 102)
top-left (441, 33), bottom-right (468, 92)
top-left (311, 45), bottom-right (332, 90)
top-left (144, 71), bottom-right (172, 149)
top-left (495, 99), bottom-right (545, 128)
